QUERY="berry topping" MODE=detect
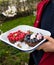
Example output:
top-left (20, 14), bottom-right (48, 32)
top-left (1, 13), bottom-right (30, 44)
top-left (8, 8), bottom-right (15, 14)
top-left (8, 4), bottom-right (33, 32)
top-left (24, 32), bottom-right (44, 47)
top-left (7, 30), bottom-right (27, 43)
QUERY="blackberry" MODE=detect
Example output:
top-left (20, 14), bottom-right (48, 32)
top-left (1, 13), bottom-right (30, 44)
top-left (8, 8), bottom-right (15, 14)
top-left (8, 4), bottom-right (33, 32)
top-left (30, 38), bottom-right (38, 43)
top-left (33, 38), bottom-right (38, 42)
top-left (24, 34), bottom-right (31, 42)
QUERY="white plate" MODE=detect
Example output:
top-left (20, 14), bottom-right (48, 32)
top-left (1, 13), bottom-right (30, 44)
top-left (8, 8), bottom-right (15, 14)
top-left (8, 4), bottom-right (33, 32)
top-left (0, 25), bottom-right (51, 53)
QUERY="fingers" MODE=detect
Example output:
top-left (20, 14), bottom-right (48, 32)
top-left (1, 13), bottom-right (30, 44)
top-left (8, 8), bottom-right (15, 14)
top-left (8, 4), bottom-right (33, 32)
top-left (37, 41), bottom-right (52, 52)
top-left (37, 36), bottom-right (54, 52)
top-left (44, 36), bottom-right (54, 43)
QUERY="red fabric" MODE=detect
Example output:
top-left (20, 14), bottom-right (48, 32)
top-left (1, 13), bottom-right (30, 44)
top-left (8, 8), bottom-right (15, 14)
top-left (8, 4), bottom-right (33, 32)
top-left (34, 0), bottom-right (50, 27)
top-left (33, 0), bottom-right (54, 65)
top-left (39, 52), bottom-right (54, 65)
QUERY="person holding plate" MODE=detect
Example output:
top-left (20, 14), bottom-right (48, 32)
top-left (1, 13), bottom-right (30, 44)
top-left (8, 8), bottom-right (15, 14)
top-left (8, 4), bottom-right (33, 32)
top-left (28, 0), bottom-right (54, 65)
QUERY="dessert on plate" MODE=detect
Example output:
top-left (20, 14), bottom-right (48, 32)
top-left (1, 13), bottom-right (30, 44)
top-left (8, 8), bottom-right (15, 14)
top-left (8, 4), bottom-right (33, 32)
top-left (7, 30), bottom-right (26, 43)
top-left (24, 33), bottom-right (44, 47)
top-left (7, 30), bottom-right (44, 47)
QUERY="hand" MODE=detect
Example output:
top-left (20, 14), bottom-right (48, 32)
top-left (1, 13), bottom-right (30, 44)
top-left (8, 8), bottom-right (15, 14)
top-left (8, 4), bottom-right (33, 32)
top-left (37, 36), bottom-right (54, 52)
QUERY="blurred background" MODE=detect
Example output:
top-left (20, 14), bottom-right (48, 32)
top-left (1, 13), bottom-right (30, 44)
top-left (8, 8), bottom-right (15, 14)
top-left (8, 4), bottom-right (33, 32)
top-left (0, 0), bottom-right (41, 65)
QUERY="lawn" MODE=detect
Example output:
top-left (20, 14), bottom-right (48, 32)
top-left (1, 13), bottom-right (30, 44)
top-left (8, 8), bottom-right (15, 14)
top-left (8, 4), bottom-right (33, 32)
top-left (0, 15), bottom-right (35, 65)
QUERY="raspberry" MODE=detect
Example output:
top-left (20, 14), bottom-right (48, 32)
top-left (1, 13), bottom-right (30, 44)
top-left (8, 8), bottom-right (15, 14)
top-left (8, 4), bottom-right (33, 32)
top-left (7, 30), bottom-right (27, 43)
top-left (15, 37), bottom-right (19, 41)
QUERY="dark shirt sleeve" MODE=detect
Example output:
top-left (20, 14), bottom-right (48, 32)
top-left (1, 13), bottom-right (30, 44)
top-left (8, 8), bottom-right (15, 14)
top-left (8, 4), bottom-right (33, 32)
top-left (40, 2), bottom-right (54, 38)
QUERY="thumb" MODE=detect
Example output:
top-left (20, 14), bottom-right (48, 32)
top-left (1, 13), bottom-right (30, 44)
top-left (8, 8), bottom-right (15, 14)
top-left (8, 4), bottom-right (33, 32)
top-left (44, 36), bottom-right (54, 43)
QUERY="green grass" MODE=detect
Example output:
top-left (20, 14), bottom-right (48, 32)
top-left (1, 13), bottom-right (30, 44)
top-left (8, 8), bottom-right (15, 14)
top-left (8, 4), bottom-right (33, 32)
top-left (0, 15), bottom-right (35, 65)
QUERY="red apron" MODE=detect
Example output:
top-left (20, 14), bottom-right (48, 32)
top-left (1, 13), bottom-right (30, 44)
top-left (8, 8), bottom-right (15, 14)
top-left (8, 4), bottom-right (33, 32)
top-left (34, 0), bottom-right (54, 65)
